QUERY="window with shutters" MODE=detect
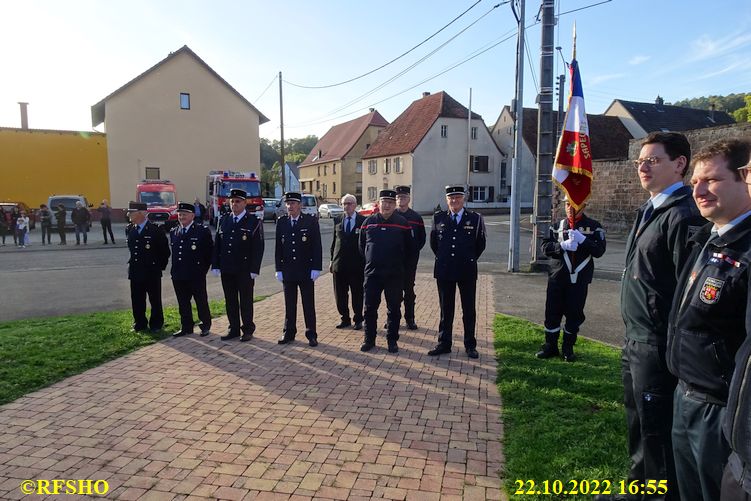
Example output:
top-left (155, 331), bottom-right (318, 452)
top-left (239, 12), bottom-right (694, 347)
top-left (470, 155), bottom-right (489, 172)
top-left (440, 125), bottom-right (448, 138)
top-left (394, 157), bottom-right (402, 173)
top-left (368, 187), bottom-right (377, 200)
top-left (470, 186), bottom-right (487, 201)
top-left (368, 160), bottom-right (377, 174)
top-left (384, 158), bottom-right (391, 174)
top-left (471, 126), bottom-right (477, 140)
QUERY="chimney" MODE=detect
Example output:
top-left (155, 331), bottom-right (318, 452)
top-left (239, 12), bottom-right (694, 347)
top-left (422, 91), bottom-right (430, 98)
top-left (709, 103), bottom-right (716, 121)
top-left (655, 95), bottom-right (664, 106)
top-left (369, 108), bottom-right (374, 112)
top-left (18, 102), bottom-right (29, 129)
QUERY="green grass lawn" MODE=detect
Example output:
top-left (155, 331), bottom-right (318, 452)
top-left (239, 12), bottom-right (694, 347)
top-left (494, 314), bottom-right (630, 500)
top-left (0, 298), bottom-right (263, 406)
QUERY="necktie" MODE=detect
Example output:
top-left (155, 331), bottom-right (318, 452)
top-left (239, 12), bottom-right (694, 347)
top-left (452, 213), bottom-right (458, 224)
top-left (181, 227), bottom-right (187, 236)
top-left (233, 216), bottom-right (238, 225)
top-left (345, 217), bottom-right (351, 233)
top-left (639, 201), bottom-right (653, 229)
top-left (291, 219), bottom-right (296, 230)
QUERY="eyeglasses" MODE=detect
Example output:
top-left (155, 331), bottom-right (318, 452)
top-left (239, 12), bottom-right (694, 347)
top-left (632, 156), bottom-right (669, 168)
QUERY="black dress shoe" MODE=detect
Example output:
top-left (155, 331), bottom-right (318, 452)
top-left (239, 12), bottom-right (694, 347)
top-left (335, 321), bottom-right (351, 329)
top-left (353, 321), bottom-right (363, 330)
top-left (428, 345), bottom-right (451, 356)
top-left (172, 330), bottom-right (192, 338)
top-left (240, 332), bottom-right (253, 342)
top-left (221, 333), bottom-right (240, 341)
top-left (388, 343), bottom-right (399, 353)
top-left (466, 348), bottom-right (479, 359)
top-left (149, 327), bottom-right (163, 334)
top-left (360, 342), bottom-right (375, 352)
top-left (199, 327), bottom-right (211, 337)
top-left (406, 320), bottom-right (418, 330)
top-left (308, 338), bottom-right (319, 347)
top-left (278, 336), bottom-right (294, 345)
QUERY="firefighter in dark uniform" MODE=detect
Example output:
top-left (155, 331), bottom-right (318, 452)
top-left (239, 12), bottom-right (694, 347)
top-left (359, 189), bottom-right (414, 353)
top-left (275, 192), bottom-right (323, 347)
top-left (170, 202), bottom-right (214, 338)
top-left (330, 193), bottom-right (366, 330)
top-left (395, 185), bottom-right (426, 330)
top-left (537, 198), bottom-right (606, 362)
top-left (211, 189), bottom-right (264, 342)
top-left (612, 132), bottom-right (706, 501)
top-left (126, 201), bottom-right (170, 333)
top-left (428, 185), bottom-right (486, 359)
top-left (666, 139), bottom-right (751, 501)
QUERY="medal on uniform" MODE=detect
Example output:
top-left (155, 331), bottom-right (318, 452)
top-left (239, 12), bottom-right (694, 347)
top-left (191, 244), bottom-right (197, 250)
top-left (242, 234), bottom-right (247, 240)
top-left (145, 244), bottom-right (151, 249)
top-left (302, 235), bottom-right (307, 242)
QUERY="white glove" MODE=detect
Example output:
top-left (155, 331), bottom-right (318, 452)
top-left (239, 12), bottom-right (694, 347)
top-left (310, 270), bottom-right (321, 281)
top-left (250, 273), bottom-right (258, 279)
top-left (275, 271), bottom-right (283, 282)
top-left (570, 229), bottom-right (586, 244)
top-left (211, 269), bottom-right (221, 277)
top-left (560, 238), bottom-right (578, 252)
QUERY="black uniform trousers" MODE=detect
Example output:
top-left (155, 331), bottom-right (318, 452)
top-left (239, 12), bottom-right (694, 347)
top-left (283, 279), bottom-right (317, 341)
top-left (402, 260), bottom-right (418, 322)
top-left (101, 219), bottom-right (115, 243)
top-left (130, 276), bottom-right (164, 330)
top-left (333, 271), bottom-right (364, 324)
top-left (543, 280), bottom-right (588, 334)
top-left (621, 338), bottom-right (679, 501)
top-left (364, 274), bottom-right (402, 344)
top-left (57, 223), bottom-right (66, 244)
top-left (221, 273), bottom-right (255, 337)
top-left (41, 223), bottom-right (52, 244)
top-left (172, 277), bottom-right (211, 332)
top-left (437, 279), bottom-right (477, 351)
top-left (672, 382), bottom-right (729, 501)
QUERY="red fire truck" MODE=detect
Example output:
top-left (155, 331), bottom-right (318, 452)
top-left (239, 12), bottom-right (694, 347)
top-left (206, 170), bottom-right (263, 226)
top-left (136, 179), bottom-right (178, 231)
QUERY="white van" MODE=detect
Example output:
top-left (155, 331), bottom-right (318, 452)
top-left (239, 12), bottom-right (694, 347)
top-left (48, 195), bottom-right (92, 230)
top-left (274, 194), bottom-right (319, 220)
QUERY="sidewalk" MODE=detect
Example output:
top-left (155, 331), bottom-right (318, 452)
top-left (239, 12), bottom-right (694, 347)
top-left (0, 274), bottom-right (503, 500)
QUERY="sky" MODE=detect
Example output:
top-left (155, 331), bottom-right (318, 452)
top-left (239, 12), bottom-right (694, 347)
top-left (1, 0), bottom-right (750, 142)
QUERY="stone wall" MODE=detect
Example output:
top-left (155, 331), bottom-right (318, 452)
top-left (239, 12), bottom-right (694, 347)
top-left (553, 122), bottom-right (751, 235)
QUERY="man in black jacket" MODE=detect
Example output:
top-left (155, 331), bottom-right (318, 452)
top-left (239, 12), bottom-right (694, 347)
top-left (330, 193), bottom-right (366, 330)
top-left (275, 192), bottom-right (323, 347)
top-left (395, 185), bottom-right (426, 330)
top-left (613, 132), bottom-right (706, 501)
top-left (71, 201), bottom-right (91, 245)
top-left (359, 189), bottom-right (414, 353)
top-left (126, 202), bottom-right (170, 333)
top-left (537, 198), bottom-right (606, 362)
top-left (170, 202), bottom-right (214, 338)
top-left (666, 139), bottom-right (751, 501)
top-left (428, 185), bottom-right (486, 359)
top-left (211, 189), bottom-right (264, 342)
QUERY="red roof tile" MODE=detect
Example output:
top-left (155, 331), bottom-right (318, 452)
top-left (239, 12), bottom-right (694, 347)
top-left (363, 91), bottom-right (481, 159)
top-left (300, 110), bottom-right (389, 167)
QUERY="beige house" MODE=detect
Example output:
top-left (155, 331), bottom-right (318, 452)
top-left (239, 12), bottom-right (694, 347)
top-left (298, 110), bottom-right (388, 204)
top-left (91, 45), bottom-right (269, 209)
top-left (363, 91), bottom-right (505, 213)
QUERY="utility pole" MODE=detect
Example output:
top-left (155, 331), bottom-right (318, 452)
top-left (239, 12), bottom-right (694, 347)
top-left (556, 73), bottom-right (566, 140)
top-left (279, 71), bottom-right (286, 193)
top-left (466, 88), bottom-right (473, 187)
top-left (530, 0), bottom-right (555, 269)
top-left (508, 0), bottom-right (525, 272)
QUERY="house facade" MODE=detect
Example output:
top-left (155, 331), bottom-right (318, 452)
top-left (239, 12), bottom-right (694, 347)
top-left (91, 45), bottom-right (269, 209)
top-left (362, 91), bottom-right (505, 213)
top-left (298, 110), bottom-right (389, 204)
top-left (274, 162), bottom-right (301, 198)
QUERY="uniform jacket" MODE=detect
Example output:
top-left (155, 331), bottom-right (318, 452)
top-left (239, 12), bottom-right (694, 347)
top-left (71, 207), bottom-right (91, 225)
top-left (541, 214), bottom-right (606, 285)
top-left (275, 213), bottom-right (323, 281)
top-left (724, 324), bottom-right (751, 493)
top-left (398, 207), bottom-right (426, 264)
top-left (359, 212), bottom-right (414, 277)
top-left (667, 218), bottom-right (751, 403)
top-left (620, 186), bottom-right (706, 344)
top-left (212, 212), bottom-right (264, 275)
top-left (127, 221), bottom-right (170, 281)
top-left (330, 213), bottom-right (366, 274)
top-left (170, 223), bottom-right (214, 281)
top-left (430, 209), bottom-right (486, 281)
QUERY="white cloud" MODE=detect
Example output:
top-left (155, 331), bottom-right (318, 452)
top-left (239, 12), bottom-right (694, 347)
top-left (588, 73), bottom-right (627, 86)
top-left (690, 31), bottom-right (751, 62)
top-left (628, 55), bottom-right (650, 65)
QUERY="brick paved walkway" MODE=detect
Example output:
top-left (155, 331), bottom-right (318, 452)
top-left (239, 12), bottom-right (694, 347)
top-left (0, 273), bottom-right (503, 500)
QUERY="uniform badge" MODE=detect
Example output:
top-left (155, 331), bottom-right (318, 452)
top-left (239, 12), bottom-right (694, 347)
top-left (191, 244), bottom-right (197, 250)
top-left (145, 244), bottom-right (151, 249)
top-left (302, 235), bottom-right (307, 242)
top-left (699, 277), bottom-right (724, 305)
top-left (242, 234), bottom-right (247, 240)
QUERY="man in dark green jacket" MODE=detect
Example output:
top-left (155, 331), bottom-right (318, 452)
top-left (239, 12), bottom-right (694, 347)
top-left (613, 132), bottom-right (706, 501)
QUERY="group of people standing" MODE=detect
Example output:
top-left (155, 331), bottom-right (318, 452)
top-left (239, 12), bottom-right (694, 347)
top-left (0, 206), bottom-right (31, 248)
top-left (126, 185), bottom-right (486, 360)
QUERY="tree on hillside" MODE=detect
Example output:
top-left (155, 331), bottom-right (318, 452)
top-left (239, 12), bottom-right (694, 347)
top-left (733, 95), bottom-right (751, 123)
top-left (669, 92), bottom-right (748, 115)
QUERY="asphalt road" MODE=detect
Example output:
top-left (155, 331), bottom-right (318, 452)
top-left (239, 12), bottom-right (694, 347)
top-left (0, 215), bottom-right (533, 322)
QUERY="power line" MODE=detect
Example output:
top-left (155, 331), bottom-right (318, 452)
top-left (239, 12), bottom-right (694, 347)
top-left (558, 0), bottom-right (613, 16)
top-left (254, 73), bottom-right (278, 103)
top-left (284, 0), bottom-right (484, 89)
top-left (286, 3), bottom-right (505, 127)
top-left (524, 33), bottom-right (539, 93)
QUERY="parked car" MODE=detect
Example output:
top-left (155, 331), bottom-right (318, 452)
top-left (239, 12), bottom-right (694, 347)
top-left (275, 194), bottom-right (319, 221)
top-left (0, 202), bottom-right (35, 229)
top-left (318, 203), bottom-right (344, 219)
top-left (47, 195), bottom-right (92, 231)
top-left (357, 202), bottom-right (379, 216)
top-left (262, 198), bottom-right (279, 221)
